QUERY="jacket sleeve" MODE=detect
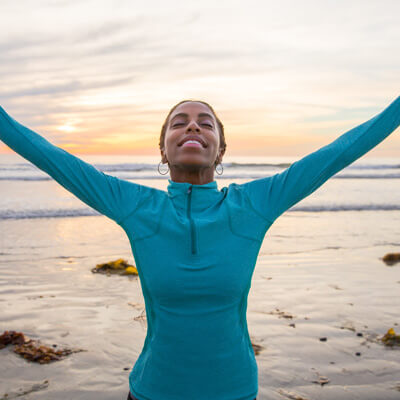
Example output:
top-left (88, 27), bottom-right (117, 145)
top-left (240, 96), bottom-right (400, 224)
top-left (0, 106), bottom-right (143, 225)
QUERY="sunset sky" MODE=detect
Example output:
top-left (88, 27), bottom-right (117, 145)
top-left (0, 0), bottom-right (399, 157)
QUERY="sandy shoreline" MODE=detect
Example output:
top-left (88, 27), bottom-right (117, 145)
top-left (1, 211), bottom-right (400, 399)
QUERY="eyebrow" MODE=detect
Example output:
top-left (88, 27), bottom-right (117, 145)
top-left (170, 113), bottom-right (214, 123)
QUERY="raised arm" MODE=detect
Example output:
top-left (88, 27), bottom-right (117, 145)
top-left (0, 106), bottom-right (143, 225)
top-left (240, 96), bottom-right (400, 224)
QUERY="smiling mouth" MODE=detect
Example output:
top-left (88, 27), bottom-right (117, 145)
top-left (181, 141), bottom-right (203, 148)
top-left (178, 136), bottom-right (207, 147)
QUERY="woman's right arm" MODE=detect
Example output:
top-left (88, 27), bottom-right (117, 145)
top-left (0, 106), bottom-right (143, 225)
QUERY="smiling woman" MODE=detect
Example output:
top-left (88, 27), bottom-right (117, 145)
top-left (0, 96), bottom-right (399, 400)
top-left (158, 99), bottom-right (227, 184)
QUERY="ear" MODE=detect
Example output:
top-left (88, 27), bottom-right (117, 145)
top-left (217, 147), bottom-right (226, 163)
top-left (160, 148), bottom-right (168, 163)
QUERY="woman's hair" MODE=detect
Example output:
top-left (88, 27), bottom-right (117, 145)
top-left (159, 100), bottom-right (227, 165)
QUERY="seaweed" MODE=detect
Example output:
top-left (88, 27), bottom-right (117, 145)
top-left (381, 328), bottom-right (400, 347)
top-left (91, 258), bottom-right (138, 276)
top-left (267, 308), bottom-right (295, 319)
top-left (0, 330), bottom-right (25, 348)
top-left (251, 341), bottom-right (264, 355)
top-left (382, 252), bottom-right (400, 266)
top-left (0, 330), bottom-right (85, 364)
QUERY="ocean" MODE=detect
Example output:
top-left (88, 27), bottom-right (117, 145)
top-left (1, 154), bottom-right (400, 220)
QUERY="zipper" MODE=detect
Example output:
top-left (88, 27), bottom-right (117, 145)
top-left (187, 186), bottom-right (198, 255)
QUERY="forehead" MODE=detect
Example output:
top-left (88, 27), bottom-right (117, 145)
top-left (169, 102), bottom-right (214, 121)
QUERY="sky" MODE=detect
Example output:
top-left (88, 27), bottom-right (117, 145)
top-left (0, 0), bottom-right (399, 158)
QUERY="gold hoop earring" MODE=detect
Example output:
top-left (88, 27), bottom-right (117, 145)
top-left (158, 161), bottom-right (170, 175)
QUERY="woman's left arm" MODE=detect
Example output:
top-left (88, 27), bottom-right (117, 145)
top-left (240, 96), bottom-right (400, 224)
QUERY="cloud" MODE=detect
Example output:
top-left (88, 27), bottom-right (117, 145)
top-left (0, 0), bottom-right (399, 156)
top-left (0, 76), bottom-right (135, 98)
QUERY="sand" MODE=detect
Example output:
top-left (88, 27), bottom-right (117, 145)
top-left (1, 210), bottom-right (399, 399)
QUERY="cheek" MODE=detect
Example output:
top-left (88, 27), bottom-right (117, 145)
top-left (207, 132), bottom-right (220, 148)
top-left (164, 131), bottom-right (183, 156)
top-left (166, 129), bottom-right (180, 143)
top-left (163, 131), bottom-right (175, 149)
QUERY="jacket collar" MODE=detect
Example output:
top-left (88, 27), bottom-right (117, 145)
top-left (167, 178), bottom-right (223, 212)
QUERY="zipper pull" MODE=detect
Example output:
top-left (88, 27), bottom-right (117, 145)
top-left (187, 186), bottom-right (192, 194)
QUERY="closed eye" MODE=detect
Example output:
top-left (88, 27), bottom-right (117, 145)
top-left (172, 123), bottom-right (213, 128)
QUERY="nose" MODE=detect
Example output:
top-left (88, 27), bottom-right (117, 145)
top-left (186, 120), bottom-right (200, 132)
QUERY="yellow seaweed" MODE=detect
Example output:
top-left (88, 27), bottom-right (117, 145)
top-left (91, 258), bottom-right (138, 276)
top-left (381, 327), bottom-right (400, 346)
top-left (124, 266), bottom-right (139, 275)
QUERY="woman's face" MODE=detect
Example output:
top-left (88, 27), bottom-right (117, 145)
top-left (161, 102), bottom-right (224, 175)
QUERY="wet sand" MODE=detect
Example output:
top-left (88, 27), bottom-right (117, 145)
top-left (1, 210), bottom-right (400, 399)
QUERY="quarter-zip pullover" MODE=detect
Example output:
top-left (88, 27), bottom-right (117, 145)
top-left (0, 96), bottom-right (399, 400)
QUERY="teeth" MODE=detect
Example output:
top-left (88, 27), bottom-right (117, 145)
top-left (184, 140), bottom-right (201, 145)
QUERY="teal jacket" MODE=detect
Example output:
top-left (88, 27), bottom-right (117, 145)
top-left (1, 96), bottom-right (399, 400)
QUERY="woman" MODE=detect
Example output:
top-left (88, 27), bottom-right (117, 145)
top-left (0, 96), bottom-right (399, 400)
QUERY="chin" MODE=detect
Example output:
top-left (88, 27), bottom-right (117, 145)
top-left (178, 157), bottom-right (209, 168)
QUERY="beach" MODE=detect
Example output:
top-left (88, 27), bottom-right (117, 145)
top-left (1, 155), bottom-right (400, 399)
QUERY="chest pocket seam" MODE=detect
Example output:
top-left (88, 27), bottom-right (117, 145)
top-left (124, 193), bottom-right (166, 242)
top-left (225, 200), bottom-right (262, 243)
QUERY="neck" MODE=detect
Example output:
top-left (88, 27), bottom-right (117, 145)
top-left (169, 167), bottom-right (215, 185)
